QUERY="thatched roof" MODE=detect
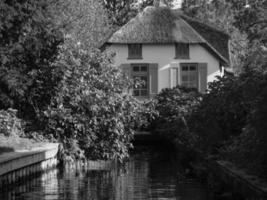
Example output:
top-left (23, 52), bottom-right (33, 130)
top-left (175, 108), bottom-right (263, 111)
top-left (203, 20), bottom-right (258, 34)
top-left (106, 6), bottom-right (230, 65)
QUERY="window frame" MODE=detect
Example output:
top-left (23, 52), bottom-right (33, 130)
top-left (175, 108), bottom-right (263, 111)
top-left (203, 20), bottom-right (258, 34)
top-left (175, 43), bottom-right (189, 59)
top-left (180, 63), bottom-right (198, 89)
top-left (131, 63), bottom-right (149, 98)
top-left (128, 44), bottom-right (142, 59)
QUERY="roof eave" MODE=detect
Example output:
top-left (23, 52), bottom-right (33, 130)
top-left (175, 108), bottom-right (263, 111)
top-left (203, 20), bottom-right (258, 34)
top-left (200, 43), bottom-right (230, 66)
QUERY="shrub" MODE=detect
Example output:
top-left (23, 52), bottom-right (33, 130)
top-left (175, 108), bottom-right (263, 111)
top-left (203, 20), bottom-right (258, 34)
top-left (0, 109), bottom-right (24, 137)
top-left (135, 99), bottom-right (159, 131)
top-left (220, 71), bottom-right (267, 178)
top-left (189, 74), bottom-right (248, 152)
top-left (191, 52), bottom-right (267, 178)
top-left (44, 41), bottom-right (142, 162)
top-left (151, 86), bottom-right (201, 147)
top-left (189, 65), bottom-right (267, 153)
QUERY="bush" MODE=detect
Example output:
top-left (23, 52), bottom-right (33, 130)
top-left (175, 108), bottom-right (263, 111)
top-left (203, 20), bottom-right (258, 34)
top-left (189, 74), bottom-right (248, 152)
top-left (44, 41), bottom-right (142, 162)
top-left (151, 86), bottom-right (201, 147)
top-left (191, 53), bottom-right (267, 178)
top-left (134, 99), bottom-right (159, 131)
top-left (0, 109), bottom-right (24, 137)
top-left (220, 71), bottom-right (267, 178)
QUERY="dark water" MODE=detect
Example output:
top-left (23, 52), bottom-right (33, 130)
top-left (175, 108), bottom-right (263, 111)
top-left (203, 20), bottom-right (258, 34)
top-left (0, 146), bottom-right (211, 200)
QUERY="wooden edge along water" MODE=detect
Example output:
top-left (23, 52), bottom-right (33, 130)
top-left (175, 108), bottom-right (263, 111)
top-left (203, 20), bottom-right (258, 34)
top-left (0, 143), bottom-right (59, 190)
top-left (62, 159), bottom-right (118, 171)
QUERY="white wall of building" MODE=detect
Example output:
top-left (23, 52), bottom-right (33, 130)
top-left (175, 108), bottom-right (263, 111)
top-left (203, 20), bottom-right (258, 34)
top-left (108, 44), bottom-right (221, 92)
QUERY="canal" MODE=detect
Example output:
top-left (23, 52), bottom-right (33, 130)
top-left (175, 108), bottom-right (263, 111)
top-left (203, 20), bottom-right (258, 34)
top-left (0, 145), bottom-right (231, 200)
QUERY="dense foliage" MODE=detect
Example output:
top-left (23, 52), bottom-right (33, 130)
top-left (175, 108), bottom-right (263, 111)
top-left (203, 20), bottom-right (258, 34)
top-left (0, 109), bottom-right (23, 137)
top-left (0, 0), bottom-right (145, 162)
top-left (151, 86), bottom-right (201, 147)
top-left (0, 0), bottom-right (112, 126)
top-left (0, 0), bottom-right (63, 124)
top-left (218, 53), bottom-right (267, 178)
top-left (52, 0), bottom-right (111, 48)
top-left (190, 74), bottom-right (249, 152)
top-left (44, 40), bottom-right (141, 161)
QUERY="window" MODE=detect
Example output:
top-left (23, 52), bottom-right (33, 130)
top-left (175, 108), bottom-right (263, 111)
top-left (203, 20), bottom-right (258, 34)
top-left (175, 43), bottom-right (189, 59)
top-left (132, 64), bottom-right (148, 97)
top-left (181, 64), bottom-right (198, 89)
top-left (128, 44), bottom-right (142, 59)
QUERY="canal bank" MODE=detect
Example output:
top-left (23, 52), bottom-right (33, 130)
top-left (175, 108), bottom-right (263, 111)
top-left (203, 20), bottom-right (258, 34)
top-left (135, 131), bottom-right (267, 199)
top-left (172, 140), bottom-right (267, 200)
top-left (0, 143), bottom-right (59, 190)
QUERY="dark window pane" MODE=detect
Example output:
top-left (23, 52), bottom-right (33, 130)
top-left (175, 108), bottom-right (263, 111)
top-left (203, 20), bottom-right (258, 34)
top-left (133, 66), bottom-right (139, 72)
top-left (128, 44), bottom-right (142, 58)
top-left (175, 43), bottom-right (189, 59)
top-left (140, 76), bottom-right (147, 81)
top-left (182, 66), bottom-right (188, 71)
top-left (190, 66), bottom-right (196, 71)
top-left (141, 66), bottom-right (147, 71)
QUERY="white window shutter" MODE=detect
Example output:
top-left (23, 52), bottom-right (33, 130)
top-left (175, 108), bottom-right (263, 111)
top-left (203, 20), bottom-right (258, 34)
top-left (170, 63), bottom-right (181, 88)
top-left (198, 63), bottom-right (208, 93)
top-left (149, 63), bottom-right (158, 98)
top-left (170, 68), bottom-right (176, 88)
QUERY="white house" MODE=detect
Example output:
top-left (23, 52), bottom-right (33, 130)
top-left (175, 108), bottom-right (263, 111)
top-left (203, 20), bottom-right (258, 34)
top-left (105, 5), bottom-right (230, 98)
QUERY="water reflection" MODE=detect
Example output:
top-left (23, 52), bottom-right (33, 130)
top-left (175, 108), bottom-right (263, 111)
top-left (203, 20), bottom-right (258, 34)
top-left (0, 146), bottom-right (209, 200)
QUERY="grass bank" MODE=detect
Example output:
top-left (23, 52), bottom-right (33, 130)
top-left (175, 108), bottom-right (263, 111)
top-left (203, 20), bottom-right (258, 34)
top-left (0, 135), bottom-right (47, 155)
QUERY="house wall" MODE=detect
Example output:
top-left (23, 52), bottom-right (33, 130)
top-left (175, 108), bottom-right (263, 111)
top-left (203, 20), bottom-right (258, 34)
top-left (108, 44), bottom-right (221, 92)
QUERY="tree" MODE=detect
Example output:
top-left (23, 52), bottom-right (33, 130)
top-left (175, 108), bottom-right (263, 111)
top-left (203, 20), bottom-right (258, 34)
top-left (51, 0), bottom-right (111, 48)
top-left (102, 0), bottom-right (174, 26)
top-left (232, 0), bottom-right (267, 47)
top-left (45, 39), bottom-right (141, 161)
top-left (0, 0), bottom-right (63, 122)
top-left (0, 0), bottom-right (113, 126)
top-left (102, 0), bottom-right (134, 26)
